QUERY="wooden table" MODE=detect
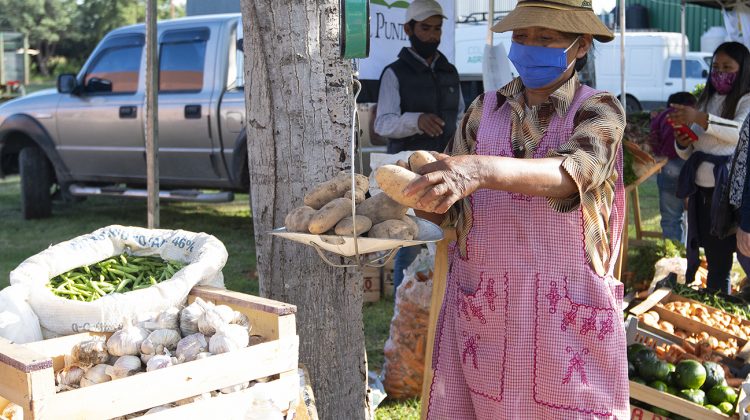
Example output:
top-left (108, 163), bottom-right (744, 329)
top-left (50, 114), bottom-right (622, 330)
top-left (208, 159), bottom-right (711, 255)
top-left (614, 158), bottom-right (668, 280)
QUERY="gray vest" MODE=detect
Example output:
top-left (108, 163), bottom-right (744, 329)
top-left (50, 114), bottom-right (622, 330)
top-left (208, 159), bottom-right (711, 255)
top-left (383, 48), bottom-right (461, 154)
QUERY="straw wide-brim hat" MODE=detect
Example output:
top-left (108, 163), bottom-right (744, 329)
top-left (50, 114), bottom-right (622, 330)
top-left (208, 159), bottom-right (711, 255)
top-left (492, 0), bottom-right (615, 42)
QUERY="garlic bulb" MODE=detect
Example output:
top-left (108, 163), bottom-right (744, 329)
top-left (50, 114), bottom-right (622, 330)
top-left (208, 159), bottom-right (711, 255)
top-left (107, 322), bottom-right (149, 356)
top-left (140, 353), bottom-right (153, 365)
top-left (231, 311), bottom-right (251, 330)
top-left (209, 324), bottom-right (249, 354)
top-left (56, 365), bottom-right (85, 390)
top-left (179, 298), bottom-right (208, 336)
top-left (72, 339), bottom-right (109, 367)
top-left (143, 307), bottom-right (180, 331)
top-left (146, 352), bottom-right (174, 372)
top-left (220, 381), bottom-right (250, 394)
top-left (80, 364), bottom-right (112, 387)
top-left (175, 333), bottom-right (208, 363)
top-left (1, 402), bottom-right (22, 420)
top-left (140, 329), bottom-right (181, 356)
top-left (105, 355), bottom-right (142, 379)
top-left (197, 304), bottom-right (234, 337)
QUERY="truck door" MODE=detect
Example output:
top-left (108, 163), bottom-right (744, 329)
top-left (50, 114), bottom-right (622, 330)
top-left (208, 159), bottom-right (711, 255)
top-left (156, 28), bottom-right (220, 185)
top-left (56, 34), bottom-right (146, 181)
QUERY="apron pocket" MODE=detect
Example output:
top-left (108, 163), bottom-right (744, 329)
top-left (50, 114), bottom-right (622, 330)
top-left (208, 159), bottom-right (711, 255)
top-left (532, 273), bottom-right (625, 417)
top-left (454, 269), bottom-right (508, 403)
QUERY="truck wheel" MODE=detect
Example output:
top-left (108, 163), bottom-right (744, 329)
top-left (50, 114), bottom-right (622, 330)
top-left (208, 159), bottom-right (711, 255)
top-left (19, 146), bottom-right (53, 219)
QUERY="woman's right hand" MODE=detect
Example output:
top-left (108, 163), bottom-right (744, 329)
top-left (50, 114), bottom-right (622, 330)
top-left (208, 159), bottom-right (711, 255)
top-left (674, 129), bottom-right (694, 149)
top-left (738, 228), bottom-right (750, 257)
top-left (403, 155), bottom-right (485, 214)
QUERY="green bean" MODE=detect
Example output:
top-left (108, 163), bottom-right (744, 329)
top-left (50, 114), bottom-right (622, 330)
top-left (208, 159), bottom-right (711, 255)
top-left (47, 253), bottom-right (182, 301)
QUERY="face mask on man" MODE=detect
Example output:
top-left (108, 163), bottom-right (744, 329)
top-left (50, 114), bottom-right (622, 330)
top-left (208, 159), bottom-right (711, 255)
top-left (507, 37), bottom-right (580, 89)
top-left (710, 70), bottom-right (737, 95)
top-left (410, 34), bottom-right (440, 60)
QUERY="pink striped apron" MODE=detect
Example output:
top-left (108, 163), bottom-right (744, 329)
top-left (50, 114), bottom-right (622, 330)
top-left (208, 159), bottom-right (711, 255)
top-left (426, 85), bottom-right (628, 419)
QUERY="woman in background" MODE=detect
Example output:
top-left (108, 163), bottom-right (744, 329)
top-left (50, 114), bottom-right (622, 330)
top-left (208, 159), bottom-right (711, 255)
top-left (671, 41), bottom-right (750, 294)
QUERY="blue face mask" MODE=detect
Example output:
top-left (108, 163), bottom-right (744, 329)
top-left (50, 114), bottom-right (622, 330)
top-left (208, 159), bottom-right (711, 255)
top-left (507, 37), bottom-right (580, 89)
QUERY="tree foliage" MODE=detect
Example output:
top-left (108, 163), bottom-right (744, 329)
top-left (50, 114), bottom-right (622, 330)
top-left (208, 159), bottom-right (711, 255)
top-left (0, 0), bottom-right (75, 76)
top-left (0, 0), bottom-right (184, 77)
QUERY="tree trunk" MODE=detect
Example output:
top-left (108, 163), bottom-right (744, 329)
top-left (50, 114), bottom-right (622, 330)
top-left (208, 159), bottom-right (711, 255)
top-left (240, 2), bottom-right (370, 419)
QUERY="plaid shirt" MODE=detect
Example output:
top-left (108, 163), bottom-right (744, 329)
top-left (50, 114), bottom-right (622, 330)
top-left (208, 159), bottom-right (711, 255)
top-left (444, 75), bottom-right (625, 276)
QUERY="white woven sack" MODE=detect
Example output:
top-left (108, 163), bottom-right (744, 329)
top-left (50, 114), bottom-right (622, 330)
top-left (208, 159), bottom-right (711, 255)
top-left (9, 225), bottom-right (227, 337)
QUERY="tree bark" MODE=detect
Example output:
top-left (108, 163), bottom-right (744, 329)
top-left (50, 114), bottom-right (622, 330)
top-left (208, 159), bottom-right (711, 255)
top-left (240, 1), bottom-right (370, 419)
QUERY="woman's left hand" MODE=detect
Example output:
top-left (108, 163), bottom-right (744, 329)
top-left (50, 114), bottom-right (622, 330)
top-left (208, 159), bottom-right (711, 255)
top-left (403, 155), bottom-right (484, 214)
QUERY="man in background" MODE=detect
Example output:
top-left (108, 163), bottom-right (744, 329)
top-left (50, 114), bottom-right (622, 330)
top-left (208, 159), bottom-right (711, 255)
top-left (374, 0), bottom-right (464, 290)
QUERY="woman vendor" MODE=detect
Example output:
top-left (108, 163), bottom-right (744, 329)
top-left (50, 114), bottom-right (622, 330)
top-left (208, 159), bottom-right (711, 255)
top-left (405, 0), bottom-right (628, 417)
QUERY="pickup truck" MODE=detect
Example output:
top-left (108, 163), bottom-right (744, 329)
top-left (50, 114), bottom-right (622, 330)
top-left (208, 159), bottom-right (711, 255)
top-left (0, 14), bottom-right (248, 219)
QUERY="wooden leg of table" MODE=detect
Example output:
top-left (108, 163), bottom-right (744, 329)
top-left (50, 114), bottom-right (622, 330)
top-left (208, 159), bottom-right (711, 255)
top-left (632, 187), bottom-right (643, 241)
top-left (420, 230), bottom-right (455, 420)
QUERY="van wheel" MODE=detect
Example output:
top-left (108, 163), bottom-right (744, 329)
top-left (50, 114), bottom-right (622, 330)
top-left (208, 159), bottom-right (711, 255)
top-left (619, 95), bottom-right (642, 113)
top-left (19, 146), bottom-right (53, 219)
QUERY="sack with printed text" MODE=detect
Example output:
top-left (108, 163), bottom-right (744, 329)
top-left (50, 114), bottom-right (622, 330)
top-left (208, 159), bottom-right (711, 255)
top-left (9, 225), bottom-right (226, 337)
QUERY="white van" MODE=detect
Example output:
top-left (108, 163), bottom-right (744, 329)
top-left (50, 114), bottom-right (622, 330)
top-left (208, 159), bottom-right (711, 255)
top-left (454, 25), bottom-right (711, 111)
top-left (594, 32), bottom-right (711, 111)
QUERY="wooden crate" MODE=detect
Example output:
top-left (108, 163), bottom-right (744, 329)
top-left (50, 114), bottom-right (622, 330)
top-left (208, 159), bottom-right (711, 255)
top-left (626, 317), bottom-right (742, 420)
top-left (630, 404), bottom-right (673, 420)
top-left (630, 288), bottom-right (750, 360)
top-left (630, 381), bottom-right (738, 420)
top-left (0, 286), bottom-right (299, 419)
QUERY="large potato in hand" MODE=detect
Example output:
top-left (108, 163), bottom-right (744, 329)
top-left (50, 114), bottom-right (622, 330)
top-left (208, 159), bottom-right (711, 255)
top-left (408, 150), bottom-right (437, 173)
top-left (356, 193), bottom-right (407, 225)
top-left (308, 198), bottom-right (352, 234)
top-left (285, 206), bottom-right (316, 233)
top-left (374, 165), bottom-right (424, 209)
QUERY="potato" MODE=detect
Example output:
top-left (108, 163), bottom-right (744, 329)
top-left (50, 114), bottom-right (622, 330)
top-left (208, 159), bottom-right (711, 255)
top-left (342, 188), bottom-right (365, 204)
top-left (368, 219), bottom-right (414, 240)
top-left (308, 198), bottom-right (353, 234)
top-left (334, 216), bottom-right (372, 236)
top-left (284, 206), bottom-right (316, 233)
top-left (401, 216), bottom-right (419, 238)
top-left (374, 165), bottom-right (427, 210)
top-left (356, 192), bottom-right (407, 225)
top-left (408, 150), bottom-right (437, 173)
top-left (304, 172), bottom-right (369, 209)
